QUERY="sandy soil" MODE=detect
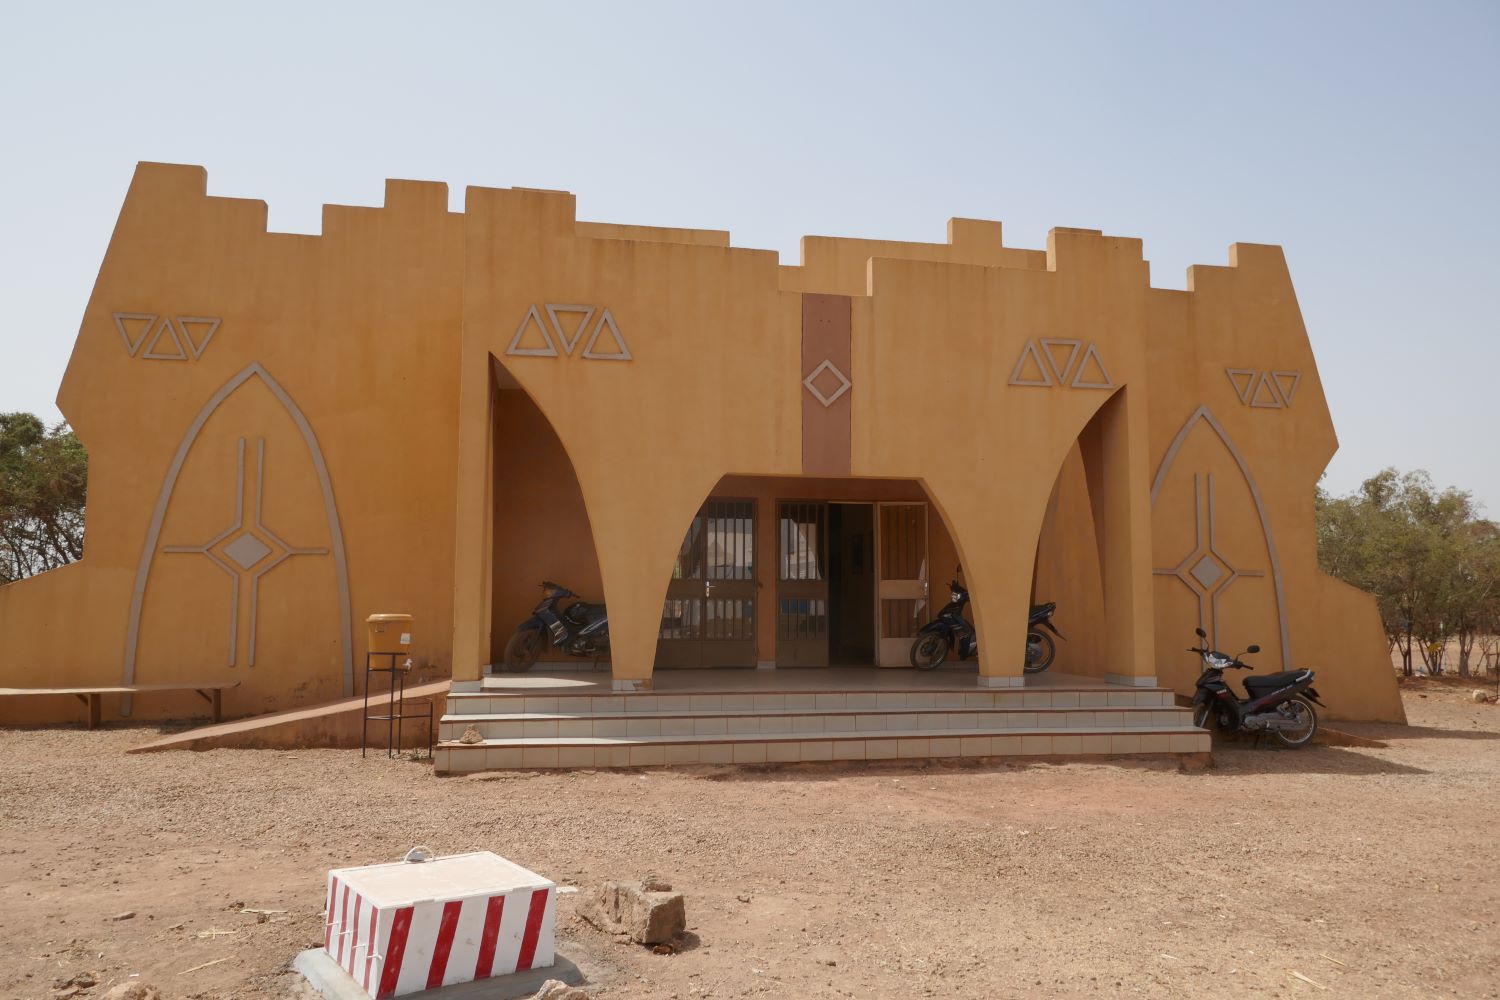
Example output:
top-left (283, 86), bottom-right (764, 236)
top-left (1, 677), bottom-right (1497, 1000)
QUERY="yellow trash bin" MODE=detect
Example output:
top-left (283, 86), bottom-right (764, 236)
top-left (366, 613), bottom-right (414, 668)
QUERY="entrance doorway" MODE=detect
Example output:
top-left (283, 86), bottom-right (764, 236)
top-left (776, 500), bottom-right (928, 666)
top-left (828, 503), bottom-right (875, 664)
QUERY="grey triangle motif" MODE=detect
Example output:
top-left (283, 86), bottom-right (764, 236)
top-left (1069, 343), bottom-right (1113, 389)
top-left (113, 312), bottom-right (156, 357)
top-left (1039, 339), bottom-right (1082, 384)
top-left (544, 303), bottom-right (596, 356)
top-left (1224, 368), bottom-right (1256, 404)
top-left (1271, 371), bottom-right (1301, 406)
top-left (506, 305), bottom-right (559, 357)
top-left (581, 308), bottom-right (632, 361)
top-left (1007, 340), bottom-right (1054, 387)
top-left (1249, 371), bottom-right (1283, 408)
top-left (176, 316), bottom-right (221, 360)
top-left (142, 316), bottom-right (188, 360)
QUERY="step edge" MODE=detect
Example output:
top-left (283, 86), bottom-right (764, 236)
top-left (436, 724), bottom-right (1206, 749)
top-left (439, 705), bottom-right (1189, 723)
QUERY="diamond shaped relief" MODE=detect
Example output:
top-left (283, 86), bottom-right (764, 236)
top-left (803, 360), bottom-right (851, 407)
top-left (223, 532), bottom-right (273, 570)
top-left (1190, 554), bottom-right (1226, 590)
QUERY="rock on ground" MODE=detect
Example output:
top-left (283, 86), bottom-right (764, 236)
top-left (579, 880), bottom-right (686, 945)
top-left (103, 985), bottom-right (162, 1000)
top-left (532, 980), bottom-right (590, 999)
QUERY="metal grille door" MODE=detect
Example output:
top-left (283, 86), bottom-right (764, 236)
top-left (776, 501), bottom-right (829, 667)
top-left (657, 499), bottom-right (756, 668)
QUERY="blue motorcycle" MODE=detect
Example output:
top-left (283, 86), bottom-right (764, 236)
top-left (501, 581), bottom-right (609, 672)
top-left (909, 577), bottom-right (1062, 672)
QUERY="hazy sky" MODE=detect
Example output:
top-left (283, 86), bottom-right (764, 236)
top-left (2, 2), bottom-right (1496, 510)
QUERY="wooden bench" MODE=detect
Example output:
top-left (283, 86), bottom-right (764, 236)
top-left (0, 681), bottom-right (240, 728)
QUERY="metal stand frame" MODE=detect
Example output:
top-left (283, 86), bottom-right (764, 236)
top-left (361, 651), bottom-right (433, 759)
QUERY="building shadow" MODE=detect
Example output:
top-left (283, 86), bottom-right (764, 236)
top-left (1199, 744), bottom-right (1429, 777)
top-left (1340, 722), bottom-right (1500, 743)
top-left (681, 742), bottom-right (1428, 781)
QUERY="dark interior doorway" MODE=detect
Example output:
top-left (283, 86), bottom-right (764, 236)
top-left (828, 502), bottom-right (876, 664)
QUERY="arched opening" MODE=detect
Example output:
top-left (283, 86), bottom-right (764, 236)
top-left (1023, 384), bottom-right (1152, 685)
top-left (487, 356), bottom-right (608, 670)
top-left (1030, 441), bottom-right (1109, 680)
top-left (653, 474), bottom-right (967, 672)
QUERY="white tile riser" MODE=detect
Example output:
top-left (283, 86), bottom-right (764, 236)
top-left (438, 707), bottom-right (1194, 741)
top-left (433, 730), bottom-right (1211, 773)
top-left (444, 688), bottom-right (1176, 717)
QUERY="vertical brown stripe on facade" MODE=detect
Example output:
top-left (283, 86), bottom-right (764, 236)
top-left (801, 293), bottom-right (852, 476)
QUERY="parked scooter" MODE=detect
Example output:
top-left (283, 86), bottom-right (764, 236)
top-left (1188, 627), bottom-right (1323, 747)
top-left (501, 581), bottom-right (609, 673)
top-left (909, 572), bottom-right (1063, 672)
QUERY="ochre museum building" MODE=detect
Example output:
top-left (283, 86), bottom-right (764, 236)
top-left (0, 163), bottom-right (1404, 733)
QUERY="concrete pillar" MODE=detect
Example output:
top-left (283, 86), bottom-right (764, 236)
top-left (755, 492), bottom-right (778, 669)
top-left (921, 484), bottom-right (1028, 688)
top-left (450, 356), bottom-right (495, 682)
top-left (1080, 387), bottom-right (1157, 686)
top-left (577, 473), bottom-right (712, 691)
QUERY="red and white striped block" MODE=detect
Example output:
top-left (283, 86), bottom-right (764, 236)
top-left (323, 852), bottom-right (556, 998)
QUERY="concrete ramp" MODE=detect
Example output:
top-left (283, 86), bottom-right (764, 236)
top-left (129, 680), bottom-right (449, 753)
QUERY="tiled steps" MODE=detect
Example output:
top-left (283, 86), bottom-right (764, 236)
top-left (432, 683), bottom-right (1208, 773)
top-left (447, 686), bottom-right (1177, 716)
top-left (438, 706), bottom-right (1194, 742)
top-left (435, 726), bottom-right (1209, 772)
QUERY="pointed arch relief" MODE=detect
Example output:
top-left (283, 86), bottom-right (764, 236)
top-left (1150, 405), bottom-right (1290, 666)
top-left (121, 363), bottom-right (353, 712)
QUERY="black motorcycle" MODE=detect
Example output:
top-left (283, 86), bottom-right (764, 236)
top-left (909, 578), bottom-right (1063, 672)
top-left (501, 581), bottom-right (609, 673)
top-left (1188, 627), bottom-right (1323, 747)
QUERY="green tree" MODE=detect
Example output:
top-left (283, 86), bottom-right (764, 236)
top-left (0, 412), bottom-right (88, 583)
top-left (1446, 518), bottom-right (1500, 676)
top-left (1317, 468), bottom-right (1499, 676)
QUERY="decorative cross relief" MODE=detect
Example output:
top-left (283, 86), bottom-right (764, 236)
top-left (1225, 368), bottom-right (1301, 409)
top-left (802, 359), bottom-right (852, 407)
top-left (1153, 472), bottom-right (1265, 649)
top-left (114, 313), bottom-right (221, 361)
top-left (1008, 338), bottom-right (1114, 389)
top-left (160, 437), bottom-right (329, 667)
top-left (506, 303), bottom-right (632, 360)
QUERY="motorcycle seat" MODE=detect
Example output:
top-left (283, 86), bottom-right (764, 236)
top-left (1243, 670), bottom-right (1307, 693)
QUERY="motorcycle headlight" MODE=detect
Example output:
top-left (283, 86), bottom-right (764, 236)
top-left (951, 590), bottom-right (962, 603)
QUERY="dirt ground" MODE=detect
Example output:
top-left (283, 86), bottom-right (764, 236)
top-left (1, 677), bottom-right (1497, 1000)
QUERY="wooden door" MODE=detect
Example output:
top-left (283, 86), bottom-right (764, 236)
top-left (876, 502), bottom-right (929, 666)
top-left (775, 501), bottom-right (829, 667)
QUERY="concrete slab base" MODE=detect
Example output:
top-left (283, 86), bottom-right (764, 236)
top-left (293, 948), bottom-right (586, 1000)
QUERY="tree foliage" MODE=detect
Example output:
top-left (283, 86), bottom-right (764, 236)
top-left (0, 413), bottom-right (88, 584)
top-left (1317, 468), bottom-right (1500, 676)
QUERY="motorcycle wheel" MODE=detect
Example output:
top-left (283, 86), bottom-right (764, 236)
top-left (1022, 630), bottom-right (1055, 673)
top-left (910, 633), bottom-right (949, 670)
top-left (1272, 696), bottom-right (1318, 748)
top-left (501, 628), bottom-right (545, 673)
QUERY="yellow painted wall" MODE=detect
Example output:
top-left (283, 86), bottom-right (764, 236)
top-left (1, 164), bottom-right (464, 723)
top-left (0, 163), bottom-right (1404, 724)
top-left (1144, 246), bottom-right (1405, 721)
top-left (456, 185), bottom-right (802, 683)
